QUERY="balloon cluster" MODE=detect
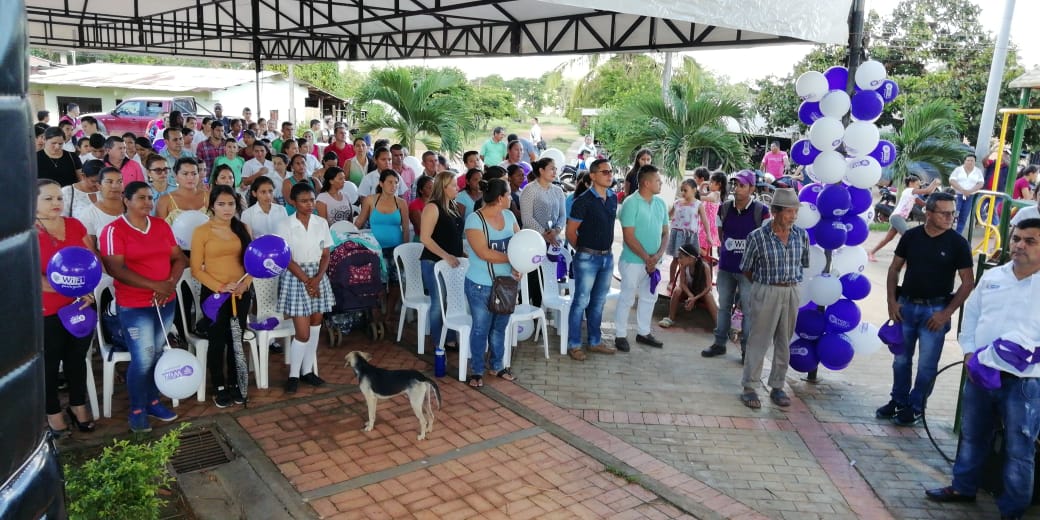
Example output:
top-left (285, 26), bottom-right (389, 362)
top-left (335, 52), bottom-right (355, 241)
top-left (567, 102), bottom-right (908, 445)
top-left (789, 62), bottom-right (898, 373)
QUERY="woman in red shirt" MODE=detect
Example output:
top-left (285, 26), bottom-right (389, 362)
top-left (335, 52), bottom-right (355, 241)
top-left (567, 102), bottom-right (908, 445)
top-left (37, 179), bottom-right (97, 435)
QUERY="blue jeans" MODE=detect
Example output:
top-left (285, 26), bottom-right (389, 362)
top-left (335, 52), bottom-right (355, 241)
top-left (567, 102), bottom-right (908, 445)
top-left (421, 260), bottom-right (455, 348)
top-left (954, 193), bottom-right (974, 235)
top-left (464, 279), bottom-right (510, 376)
top-left (118, 301), bottom-right (176, 414)
top-left (952, 376), bottom-right (1040, 517)
top-left (891, 298), bottom-right (950, 412)
top-left (713, 270), bottom-right (752, 349)
top-left (567, 252), bottom-right (613, 350)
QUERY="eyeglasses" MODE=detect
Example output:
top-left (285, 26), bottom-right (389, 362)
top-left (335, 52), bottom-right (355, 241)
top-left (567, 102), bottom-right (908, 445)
top-left (149, 167), bottom-right (170, 173)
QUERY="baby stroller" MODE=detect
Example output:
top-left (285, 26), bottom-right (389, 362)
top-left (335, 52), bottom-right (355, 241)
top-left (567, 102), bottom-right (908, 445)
top-left (325, 237), bottom-right (385, 345)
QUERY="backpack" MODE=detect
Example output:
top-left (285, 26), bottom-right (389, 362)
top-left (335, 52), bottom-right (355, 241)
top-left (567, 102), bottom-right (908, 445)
top-left (328, 240), bottom-right (385, 312)
top-left (718, 200), bottom-right (768, 228)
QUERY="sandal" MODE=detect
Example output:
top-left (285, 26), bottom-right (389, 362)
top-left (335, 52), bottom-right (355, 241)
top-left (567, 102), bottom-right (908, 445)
top-left (495, 368), bottom-right (517, 382)
top-left (444, 341), bottom-right (459, 352)
top-left (467, 375), bottom-right (483, 388)
top-left (658, 317), bottom-right (675, 328)
top-left (770, 389), bottom-right (791, 407)
top-left (740, 391), bottom-right (761, 410)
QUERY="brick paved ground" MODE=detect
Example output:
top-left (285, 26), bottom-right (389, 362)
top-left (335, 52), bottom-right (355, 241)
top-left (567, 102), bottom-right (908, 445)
top-left (61, 228), bottom-right (1040, 519)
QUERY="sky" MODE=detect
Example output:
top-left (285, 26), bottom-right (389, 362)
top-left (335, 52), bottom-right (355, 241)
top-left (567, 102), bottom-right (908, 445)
top-left (347, 0), bottom-right (1040, 85)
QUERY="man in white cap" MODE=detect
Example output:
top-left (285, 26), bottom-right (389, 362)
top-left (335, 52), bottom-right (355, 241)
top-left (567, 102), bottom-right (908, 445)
top-left (738, 187), bottom-right (808, 410)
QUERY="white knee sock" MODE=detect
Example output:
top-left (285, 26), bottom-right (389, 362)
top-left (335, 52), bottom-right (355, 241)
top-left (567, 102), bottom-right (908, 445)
top-left (289, 338), bottom-right (307, 378)
top-left (301, 325), bottom-right (321, 375)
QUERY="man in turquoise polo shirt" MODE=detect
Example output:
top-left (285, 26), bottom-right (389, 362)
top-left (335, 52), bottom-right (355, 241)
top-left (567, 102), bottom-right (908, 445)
top-left (614, 164), bottom-right (670, 351)
top-left (480, 126), bottom-right (507, 166)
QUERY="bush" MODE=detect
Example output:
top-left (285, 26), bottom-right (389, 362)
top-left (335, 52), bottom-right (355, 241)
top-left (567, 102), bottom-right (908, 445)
top-left (65, 424), bottom-right (187, 520)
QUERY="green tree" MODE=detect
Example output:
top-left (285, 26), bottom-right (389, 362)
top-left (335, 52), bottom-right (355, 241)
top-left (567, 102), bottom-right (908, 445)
top-left (461, 83), bottom-right (517, 130)
top-left (885, 99), bottom-right (967, 187)
top-left (265, 62), bottom-right (363, 101)
top-left (356, 67), bottom-right (470, 154)
top-left (613, 79), bottom-right (749, 180)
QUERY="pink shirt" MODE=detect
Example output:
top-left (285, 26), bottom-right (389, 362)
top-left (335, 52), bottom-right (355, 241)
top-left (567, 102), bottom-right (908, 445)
top-left (1014, 176), bottom-right (1033, 199)
top-left (762, 151), bottom-right (787, 177)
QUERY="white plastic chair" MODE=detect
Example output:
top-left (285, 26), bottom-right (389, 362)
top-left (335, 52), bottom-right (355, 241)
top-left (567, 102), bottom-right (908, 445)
top-left (175, 270), bottom-right (210, 402)
top-left (434, 259), bottom-right (471, 382)
top-left (249, 276), bottom-right (297, 388)
top-left (504, 273), bottom-right (550, 367)
top-left (393, 243), bottom-right (431, 353)
top-left (330, 220), bottom-right (358, 237)
top-left (538, 258), bottom-right (573, 355)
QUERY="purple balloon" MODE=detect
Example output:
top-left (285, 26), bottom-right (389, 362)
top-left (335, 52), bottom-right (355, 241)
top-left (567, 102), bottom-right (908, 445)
top-left (790, 338), bottom-right (820, 373)
top-left (842, 214), bottom-right (869, 246)
top-left (817, 332), bottom-right (855, 370)
top-left (799, 183), bottom-right (824, 204)
top-left (824, 66), bottom-right (849, 91)
top-left (796, 305), bottom-right (827, 340)
top-left (825, 298), bottom-right (861, 333)
top-left (850, 90), bottom-right (885, 121)
top-left (840, 272), bottom-right (871, 300)
top-left (791, 139), bottom-right (821, 166)
top-left (878, 79), bottom-right (900, 103)
top-left (806, 227), bottom-right (817, 246)
top-left (869, 140), bottom-right (897, 167)
top-left (878, 320), bottom-right (904, 349)
top-left (815, 219), bottom-right (848, 250)
top-left (798, 101), bottom-right (824, 126)
top-left (47, 246), bottom-right (103, 298)
top-left (152, 138), bottom-right (166, 154)
top-left (58, 302), bottom-right (97, 338)
top-left (244, 235), bottom-right (291, 279)
top-left (202, 292), bottom-right (230, 321)
top-left (816, 184), bottom-right (852, 219)
top-left (847, 186), bottom-right (872, 214)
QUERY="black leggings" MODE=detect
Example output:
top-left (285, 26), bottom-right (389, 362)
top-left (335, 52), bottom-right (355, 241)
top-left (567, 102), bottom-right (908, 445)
top-left (43, 313), bottom-right (92, 415)
top-left (200, 287), bottom-right (252, 390)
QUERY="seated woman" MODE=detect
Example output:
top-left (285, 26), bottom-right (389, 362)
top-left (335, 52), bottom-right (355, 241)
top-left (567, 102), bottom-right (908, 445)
top-left (355, 170), bottom-right (410, 336)
top-left (658, 244), bottom-right (716, 330)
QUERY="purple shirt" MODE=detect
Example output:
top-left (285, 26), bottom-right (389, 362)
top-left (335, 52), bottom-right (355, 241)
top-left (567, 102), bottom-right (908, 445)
top-left (718, 201), bottom-right (769, 273)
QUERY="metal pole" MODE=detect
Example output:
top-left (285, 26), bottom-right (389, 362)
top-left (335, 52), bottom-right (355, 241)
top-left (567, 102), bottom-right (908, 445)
top-left (974, 0), bottom-right (1016, 161)
top-left (252, 0), bottom-right (261, 117)
top-left (844, 0), bottom-right (865, 95)
top-left (288, 63), bottom-right (296, 127)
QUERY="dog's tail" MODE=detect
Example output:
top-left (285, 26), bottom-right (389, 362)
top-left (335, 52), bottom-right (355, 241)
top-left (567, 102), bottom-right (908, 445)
top-left (428, 380), bottom-right (442, 410)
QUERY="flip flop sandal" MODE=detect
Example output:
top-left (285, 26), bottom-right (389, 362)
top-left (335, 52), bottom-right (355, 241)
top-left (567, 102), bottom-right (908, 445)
top-left (740, 391), bottom-right (761, 409)
top-left (467, 375), bottom-right (483, 388)
top-left (496, 368), bottom-right (517, 382)
top-left (658, 318), bottom-right (675, 328)
top-left (770, 389), bottom-right (792, 407)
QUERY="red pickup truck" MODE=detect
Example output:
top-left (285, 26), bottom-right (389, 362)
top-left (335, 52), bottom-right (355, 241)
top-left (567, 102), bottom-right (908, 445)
top-left (85, 96), bottom-right (212, 136)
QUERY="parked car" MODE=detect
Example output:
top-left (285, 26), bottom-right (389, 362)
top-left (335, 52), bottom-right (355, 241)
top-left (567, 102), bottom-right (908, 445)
top-left (83, 96), bottom-right (212, 136)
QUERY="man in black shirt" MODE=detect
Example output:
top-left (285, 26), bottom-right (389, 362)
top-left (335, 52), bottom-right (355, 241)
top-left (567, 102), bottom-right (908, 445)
top-left (565, 159), bottom-right (618, 361)
top-left (878, 192), bottom-right (974, 426)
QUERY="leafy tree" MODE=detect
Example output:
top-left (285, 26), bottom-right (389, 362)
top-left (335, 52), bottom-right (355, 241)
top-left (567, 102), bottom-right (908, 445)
top-left (356, 67), bottom-right (470, 153)
top-left (613, 79), bottom-right (749, 180)
top-left (265, 62), bottom-right (363, 101)
top-left (460, 83), bottom-right (517, 130)
top-left (884, 99), bottom-right (967, 187)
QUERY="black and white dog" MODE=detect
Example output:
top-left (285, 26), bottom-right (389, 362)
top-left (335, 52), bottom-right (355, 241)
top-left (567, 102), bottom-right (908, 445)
top-left (344, 351), bottom-right (442, 441)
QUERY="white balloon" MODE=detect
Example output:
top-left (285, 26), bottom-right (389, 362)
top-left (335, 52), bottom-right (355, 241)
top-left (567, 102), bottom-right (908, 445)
top-left (808, 273), bottom-right (843, 307)
top-left (541, 148), bottom-right (566, 166)
top-left (403, 155), bottom-right (422, 174)
top-left (831, 245), bottom-right (868, 275)
top-left (171, 210), bottom-right (210, 250)
top-left (812, 150), bottom-right (848, 184)
top-left (795, 202), bottom-right (821, 230)
top-left (798, 282), bottom-right (812, 307)
top-left (154, 348), bottom-right (204, 400)
top-left (845, 156), bottom-right (883, 189)
top-left (847, 322), bottom-right (883, 357)
top-left (843, 121), bottom-right (880, 157)
top-left (809, 117), bottom-right (845, 151)
top-left (855, 60), bottom-right (888, 91)
top-left (807, 245), bottom-right (827, 278)
top-left (819, 90), bottom-right (851, 119)
top-left (507, 229), bottom-right (548, 274)
top-left (514, 319), bottom-right (535, 342)
top-left (795, 71), bottom-right (829, 102)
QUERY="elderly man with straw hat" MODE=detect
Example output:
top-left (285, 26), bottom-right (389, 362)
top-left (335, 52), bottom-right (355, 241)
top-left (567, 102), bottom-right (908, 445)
top-left (738, 188), bottom-right (809, 410)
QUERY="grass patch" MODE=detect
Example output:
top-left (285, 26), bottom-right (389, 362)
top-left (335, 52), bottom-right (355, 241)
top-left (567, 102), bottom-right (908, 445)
top-left (869, 222), bottom-right (890, 232)
top-left (605, 466), bottom-right (639, 484)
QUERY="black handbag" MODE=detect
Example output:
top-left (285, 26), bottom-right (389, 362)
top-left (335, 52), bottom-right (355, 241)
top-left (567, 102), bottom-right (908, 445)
top-left (477, 211), bottom-right (518, 315)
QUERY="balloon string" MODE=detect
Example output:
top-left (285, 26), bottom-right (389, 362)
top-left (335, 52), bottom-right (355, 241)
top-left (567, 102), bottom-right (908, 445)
top-left (155, 301), bottom-right (174, 352)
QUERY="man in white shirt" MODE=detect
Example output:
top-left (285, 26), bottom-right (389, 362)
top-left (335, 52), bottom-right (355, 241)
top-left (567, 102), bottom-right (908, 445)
top-left (241, 142), bottom-right (275, 193)
top-left (530, 117), bottom-right (542, 146)
top-left (925, 218), bottom-right (1040, 519)
top-left (949, 154), bottom-right (984, 235)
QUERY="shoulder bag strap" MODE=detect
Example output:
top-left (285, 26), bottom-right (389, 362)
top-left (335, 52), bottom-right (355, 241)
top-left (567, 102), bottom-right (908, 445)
top-left (476, 210), bottom-right (496, 282)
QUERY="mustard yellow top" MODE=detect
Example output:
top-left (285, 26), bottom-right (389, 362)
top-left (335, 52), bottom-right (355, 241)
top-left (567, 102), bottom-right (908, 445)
top-left (189, 220), bottom-right (250, 293)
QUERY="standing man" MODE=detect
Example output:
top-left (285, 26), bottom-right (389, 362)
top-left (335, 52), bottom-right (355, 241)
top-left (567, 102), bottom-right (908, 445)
top-left (479, 127), bottom-right (508, 166)
top-left (950, 154), bottom-right (984, 235)
top-left (877, 192), bottom-right (974, 426)
top-left (102, 136), bottom-right (145, 184)
top-left (924, 219), bottom-right (1040, 519)
top-left (241, 107), bottom-right (253, 126)
top-left (195, 120), bottom-right (226, 178)
top-left (241, 142), bottom-right (274, 192)
top-left (272, 122), bottom-right (295, 154)
top-left (703, 170), bottom-right (770, 361)
top-left (613, 165), bottom-right (669, 352)
top-left (738, 189), bottom-right (807, 409)
top-left (530, 117), bottom-right (544, 150)
top-left (213, 103), bottom-right (231, 130)
top-left (759, 142), bottom-right (789, 179)
top-left (389, 144), bottom-right (417, 198)
top-left (566, 158), bottom-right (619, 361)
top-left (159, 127), bottom-right (197, 179)
top-left (60, 103), bottom-right (82, 139)
top-left (327, 125), bottom-right (356, 167)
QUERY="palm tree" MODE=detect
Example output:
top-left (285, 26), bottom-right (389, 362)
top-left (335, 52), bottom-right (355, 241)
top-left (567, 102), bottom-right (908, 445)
top-left (615, 80), bottom-right (749, 180)
top-left (885, 99), bottom-right (966, 188)
top-left (356, 68), bottom-right (470, 154)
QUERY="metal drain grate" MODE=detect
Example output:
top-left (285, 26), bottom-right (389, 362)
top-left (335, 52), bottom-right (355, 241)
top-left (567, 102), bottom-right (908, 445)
top-left (169, 428), bottom-right (234, 474)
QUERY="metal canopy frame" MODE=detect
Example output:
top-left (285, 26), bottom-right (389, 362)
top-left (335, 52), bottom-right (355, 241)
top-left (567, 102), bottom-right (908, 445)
top-left (27, 0), bottom-right (813, 63)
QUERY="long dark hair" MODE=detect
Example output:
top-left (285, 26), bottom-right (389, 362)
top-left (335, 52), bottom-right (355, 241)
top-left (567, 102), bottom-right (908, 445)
top-left (630, 149), bottom-right (651, 176)
top-left (710, 171), bottom-right (728, 201)
top-left (529, 157), bottom-right (554, 182)
top-left (374, 169), bottom-right (399, 194)
top-left (248, 176), bottom-right (275, 206)
top-left (480, 178), bottom-right (509, 204)
top-left (679, 243), bottom-right (708, 293)
top-left (320, 166), bottom-right (345, 193)
top-left (208, 184), bottom-right (251, 258)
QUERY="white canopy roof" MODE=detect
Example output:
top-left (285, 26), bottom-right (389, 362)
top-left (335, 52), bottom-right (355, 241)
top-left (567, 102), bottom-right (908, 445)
top-left (26, 0), bottom-right (851, 62)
